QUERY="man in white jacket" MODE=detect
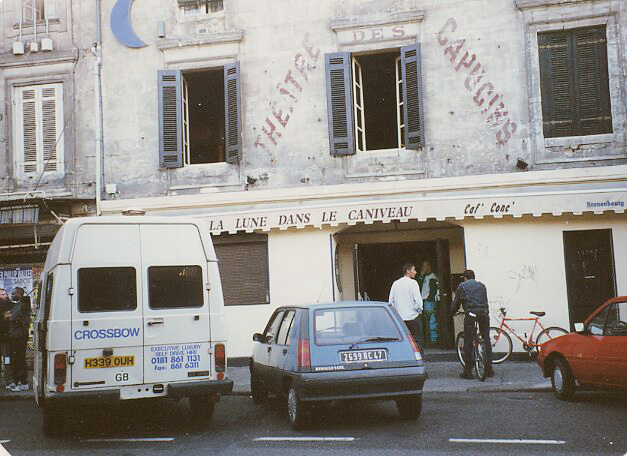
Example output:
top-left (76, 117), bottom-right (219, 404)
top-left (389, 263), bottom-right (424, 347)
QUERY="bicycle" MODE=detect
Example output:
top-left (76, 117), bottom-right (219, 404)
top-left (456, 307), bottom-right (568, 366)
top-left (460, 311), bottom-right (488, 381)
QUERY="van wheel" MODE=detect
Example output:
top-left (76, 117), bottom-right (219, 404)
top-left (396, 395), bottom-right (422, 420)
top-left (190, 394), bottom-right (215, 421)
top-left (42, 406), bottom-right (64, 438)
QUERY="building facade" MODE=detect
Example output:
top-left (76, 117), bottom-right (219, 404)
top-left (2, 0), bottom-right (626, 357)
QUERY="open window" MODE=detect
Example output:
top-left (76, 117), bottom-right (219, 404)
top-left (158, 62), bottom-right (241, 168)
top-left (325, 44), bottom-right (424, 155)
top-left (178, 0), bottom-right (223, 15)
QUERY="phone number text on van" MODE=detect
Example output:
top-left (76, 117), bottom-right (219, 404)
top-left (74, 328), bottom-right (141, 340)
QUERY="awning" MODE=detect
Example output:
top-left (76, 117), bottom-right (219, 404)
top-left (100, 166), bottom-right (627, 234)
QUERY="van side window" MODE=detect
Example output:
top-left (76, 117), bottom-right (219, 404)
top-left (148, 266), bottom-right (203, 309)
top-left (78, 267), bottom-right (137, 312)
top-left (43, 273), bottom-right (54, 321)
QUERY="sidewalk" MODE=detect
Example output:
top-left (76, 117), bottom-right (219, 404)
top-left (0, 359), bottom-right (550, 401)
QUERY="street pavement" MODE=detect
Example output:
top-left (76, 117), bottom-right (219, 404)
top-left (0, 359), bottom-right (551, 401)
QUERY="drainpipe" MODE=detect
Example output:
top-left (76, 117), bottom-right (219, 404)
top-left (91, 0), bottom-right (103, 215)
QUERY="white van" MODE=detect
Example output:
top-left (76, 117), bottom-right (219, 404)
top-left (33, 216), bottom-right (232, 436)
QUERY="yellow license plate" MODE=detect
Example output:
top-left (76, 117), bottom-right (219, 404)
top-left (84, 355), bottom-right (135, 369)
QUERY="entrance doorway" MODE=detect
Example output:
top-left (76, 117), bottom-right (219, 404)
top-left (355, 240), bottom-right (453, 348)
top-left (563, 229), bottom-right (616, 330)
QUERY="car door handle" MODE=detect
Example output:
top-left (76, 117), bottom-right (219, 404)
top-left (283, 348), bottom-right (288, 355)
top-left (267, 346), bottom-right (272, 353)
top-left (148, 319), bottom-right (164, 326)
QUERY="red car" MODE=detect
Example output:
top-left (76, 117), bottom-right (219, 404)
top-left (538, 296), bottom-right (627, 400)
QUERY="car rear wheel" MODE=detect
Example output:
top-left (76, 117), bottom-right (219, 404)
top-left (42, 405), bottom-right (64, 438)
top-left (551, 358), bottom-right (576, 400)
top-left (190, 393), bottom-right (216, 420)
top-left (287, 386), bottom-right (310, 430)
top-left (250, 369), bottom-right (268, 404)
top-left (396, 395), bottom-right (422, 420)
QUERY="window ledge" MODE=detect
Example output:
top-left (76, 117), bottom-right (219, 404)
top-left (157, 29), bottom-right (243, 50)
top-left (544, 133), bottom-right (615, 148)
top-left (330, 10), bottom-right (425, 31)
top-left (13, 17), bottom-right (61, 29)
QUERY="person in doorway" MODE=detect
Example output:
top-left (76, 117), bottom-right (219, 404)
top-left (419, 261), bottom-right (440, 345)
top-left (5, 287), bottom-right (31, 392)
top-left (450, 270), bottom-right (493, 379)
top-left (0, 289), bottom-right (13, 379)
top-left (389, 263), bottom-right (424, 347)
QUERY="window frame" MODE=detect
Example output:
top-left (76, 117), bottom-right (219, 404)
top-left (516, 0), bottom-right (625, 165)
top-left (276, 310), bottom-right (296, 346)
top-left (263, 310), bottom-right (285, 345)
top-left (77, 266), bottom-right (138, 314)
top-left (12, 82), bottom-right (65, 179)
top-left (147, 265), bottom-right (204, 310)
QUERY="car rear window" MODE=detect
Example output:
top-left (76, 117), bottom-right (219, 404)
top-left (313, 306), bottom-right (401, 346)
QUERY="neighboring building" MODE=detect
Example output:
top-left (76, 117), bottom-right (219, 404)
top-left (0, 0), bottom-right (94, 296)
top-left (2, 0), bottom-right (626, 357)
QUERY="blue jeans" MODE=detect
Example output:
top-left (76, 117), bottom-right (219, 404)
top-left (463, 312), bottom-right (492, 371)
top-left (424, 299), bottom-right (439, 343)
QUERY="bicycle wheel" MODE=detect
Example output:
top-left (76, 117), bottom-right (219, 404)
top-left (535, 326), bottom-right (569, 352)
top-left (488, 327), bottom-right (512, 364)
top-left (474, 338), bottom-right (487, 381)
top-left (456, 331), bottom-right (465, 367)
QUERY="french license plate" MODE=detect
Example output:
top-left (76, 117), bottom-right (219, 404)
top-left (84, 355), bottom-right (135, 369)
top-left (340, 349), bottom-right (387, 363)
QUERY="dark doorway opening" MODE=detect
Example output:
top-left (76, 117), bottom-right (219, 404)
top-left (183, 69), bottom-right (226, 164)
top-left (355, 241), bottom-right (452, 348)
top-left (563, 229), bottom-right (616, 330)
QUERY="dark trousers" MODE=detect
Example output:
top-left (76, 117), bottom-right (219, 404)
top-left (463, 313), bottom-right (492, 371)
top-left (404, 315), bottom-right (424, 347)
top-left (9, 337), bottom-right (28, 384)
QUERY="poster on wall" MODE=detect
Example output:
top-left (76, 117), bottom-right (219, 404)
top-left (0, 267), bottom-right (34, 301)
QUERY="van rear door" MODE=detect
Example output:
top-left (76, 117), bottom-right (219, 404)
top-left (70, 224), bottom-right (144, 390)
top-left (140, 224), bottom-right (212, 384)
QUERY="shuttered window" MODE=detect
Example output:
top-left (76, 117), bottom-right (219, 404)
top-left (14, 83), bottom-right (64, 177)
top-left (214, 233), bottom-right (269, 306)
top-left (538, 26), bottom-right (612, 138)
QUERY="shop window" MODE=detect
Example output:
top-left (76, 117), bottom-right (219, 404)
top-left (325, 45), bottom-right (425, 155)
top-left (148, 265), bottom-right (203, 309)
top-left (538, 26), bottom-right (612, 138)
top-left (13, 83), bottom-right (64, 177)
top-left (78, 267), bottom-right (137, 313)
top-left (158, 63), bottom-right (241, 167)
top-left (213, 233), bottom-right (269, 306)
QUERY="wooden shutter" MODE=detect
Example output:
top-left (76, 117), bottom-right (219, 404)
top-left (573, 27), bottom-right (612, 135)
top-left (19, 87), bottom-right (38, 174)
top-left (325, 52), bottom-right (355, 156)
top-left (41, 84), bottom-right (62, 172)
top-left (538, 26), bottom-right (612, 138)
top-left (401, 43), bottom-right (425, 149)
top-left (158, 70), bottom-right (183, 168)
top-left (224, 62), bottom-right (242, 164)
top-left (214, 234), bottom-right (269, 306)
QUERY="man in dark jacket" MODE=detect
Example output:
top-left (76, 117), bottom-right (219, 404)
top-left (5, 287), bottom-right (31, 391)
top-left (450, 270), bottom-right (494, 379)
top-left (0, 289), bottom-right (13, 375)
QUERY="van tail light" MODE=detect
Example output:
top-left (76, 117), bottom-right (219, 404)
top-left (215, 344), bottom-right (226, 373)
top-left (53, 353), bottom-right (67, 386)
top-left (298, 339), bottom-right (311, 369)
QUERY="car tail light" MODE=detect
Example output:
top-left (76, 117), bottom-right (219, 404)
top-left (215, 344), bottom-right (226, 372)
top-left (407, 333), bottom-right (423, 361)
top-left (298, 339), bottom-right (311, 368)
top-left (53, 353), bottom-right (67, 386)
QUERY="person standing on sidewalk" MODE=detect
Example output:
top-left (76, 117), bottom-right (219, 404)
top-left (450, 269), bottom-right (494, 379)
top-left (419, 261), bottom-right (440, 345)
top-left (389, 263), bottom-right (424, 347)
top-left (4, 287), bottom-right (31, 392)
top-left (0, 289), bottom-right (13, 379)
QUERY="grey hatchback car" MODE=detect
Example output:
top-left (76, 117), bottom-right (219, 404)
top-left (249, 301), bottom-right (426, 429)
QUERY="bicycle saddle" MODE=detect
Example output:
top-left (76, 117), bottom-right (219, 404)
top-left (530, 311), bottom-right (545, 317)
